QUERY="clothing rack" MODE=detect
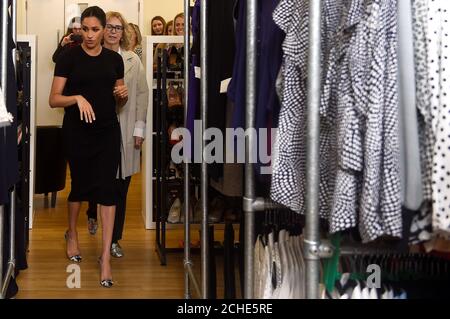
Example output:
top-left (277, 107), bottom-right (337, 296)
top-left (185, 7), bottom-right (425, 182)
top-left (182, 0), bottom-right (330, 299)
top-left (154, 46), bottom-right (200, 267)
top-left (242, 0), bottom-right (333, 299)
top-left (0, 0), bottom-right (17, 300)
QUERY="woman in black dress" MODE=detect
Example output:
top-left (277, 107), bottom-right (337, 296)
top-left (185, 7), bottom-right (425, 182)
top-left (49, 6), bottom-right (128, 288)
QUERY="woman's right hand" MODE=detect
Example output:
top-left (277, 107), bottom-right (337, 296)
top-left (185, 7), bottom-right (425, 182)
top-left (61, 33), bottom-right (74, 47)
top-left (76, 95), bottom-right (96, 123)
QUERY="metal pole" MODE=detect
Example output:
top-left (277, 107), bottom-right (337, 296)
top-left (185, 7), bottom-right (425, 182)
top-left (185, 263), bottom-right (202, 298)
top-left (1, 188), bottom-right (15, 296)
top-left (304, 0), bottom-right (323, 300)
top-left (243, 0), bottom-right (258, 299)
top-left (200, 0), bottom-right (209, 299)
top-left (183, 0), bottom-right (192, 300)
top-left (0, 0), bottom-right (10, 296)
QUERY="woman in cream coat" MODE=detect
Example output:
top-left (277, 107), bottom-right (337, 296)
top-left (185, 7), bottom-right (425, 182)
top-left (87, 11), bottom-right (149, 258)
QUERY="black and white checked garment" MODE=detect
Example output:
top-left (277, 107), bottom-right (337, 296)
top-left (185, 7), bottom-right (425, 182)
top-left (271, 0), bottom-right (403, 243)
top-left (270, 0), bottom-right (342, 219)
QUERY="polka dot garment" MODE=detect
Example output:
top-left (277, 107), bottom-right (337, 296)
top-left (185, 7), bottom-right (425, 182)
top-left (429, 0), bottom-right (450, 235)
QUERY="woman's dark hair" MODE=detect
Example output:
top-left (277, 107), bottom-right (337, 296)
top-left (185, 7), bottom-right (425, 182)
top-left (81, 6), bottom-right (106, 28)
top-left (65, 17), bottom-right (81, 36)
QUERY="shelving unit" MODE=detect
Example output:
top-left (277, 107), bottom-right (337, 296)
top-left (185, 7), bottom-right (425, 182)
top-left (153, 42), bottom-right (204, 265)
top-left (143, 35), bottom-right (184, 230)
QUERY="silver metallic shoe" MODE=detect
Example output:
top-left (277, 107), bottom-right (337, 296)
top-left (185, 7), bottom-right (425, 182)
top-left (88, 218), bottom-right (98, 235)
top-left (110, 242), bottom-right (124, 258)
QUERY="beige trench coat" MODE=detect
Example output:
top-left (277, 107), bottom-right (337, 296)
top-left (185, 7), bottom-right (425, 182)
top-left (117, 49), bottom-right (149, 179)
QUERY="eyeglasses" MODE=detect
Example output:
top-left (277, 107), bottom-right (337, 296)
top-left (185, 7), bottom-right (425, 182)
top-left (106, 24), bottom-right (124, 32)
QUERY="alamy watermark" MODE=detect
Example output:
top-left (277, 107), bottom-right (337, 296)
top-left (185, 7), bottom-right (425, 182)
top-left (66, 264), bottom-right (81, 289)
top-left (170, 120), bottom-right (277, 175)
top-left (366, 264), bottom-right (381, 289)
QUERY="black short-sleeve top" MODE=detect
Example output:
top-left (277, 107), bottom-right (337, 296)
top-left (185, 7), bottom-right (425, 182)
top-left (54, 45), bottom-right (124, 128)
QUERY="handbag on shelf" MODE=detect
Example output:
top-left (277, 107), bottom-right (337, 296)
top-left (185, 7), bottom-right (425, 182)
top-left (167, 46), bottom-right (183, 71)
top-left (167, 82), bottom-right (182, 108)
top-left (177, 83), bottom-right (184, 105)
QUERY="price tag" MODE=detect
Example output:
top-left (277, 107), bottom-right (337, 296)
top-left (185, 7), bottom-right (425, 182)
top-left (220, 78), bottom-right (232, 93)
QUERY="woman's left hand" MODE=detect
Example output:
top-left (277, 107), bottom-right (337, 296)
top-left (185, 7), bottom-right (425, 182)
top-left (134, 136), bottom-right (144, 150)
top-left (114, 85), bottom-right (128, 100)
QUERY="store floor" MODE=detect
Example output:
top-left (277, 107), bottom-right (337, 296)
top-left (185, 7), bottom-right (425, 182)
top-left (16, 173), bottom-right (241, 299)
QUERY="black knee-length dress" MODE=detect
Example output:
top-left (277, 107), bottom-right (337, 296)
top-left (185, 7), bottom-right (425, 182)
top-left (54, 46), bottom-right (124, 206)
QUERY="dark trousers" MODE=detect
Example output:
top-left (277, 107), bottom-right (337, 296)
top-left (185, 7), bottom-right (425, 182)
top-left (86, 201), bottom-right (97, 220)
top-left (86, 176), bottom-right (132, 243)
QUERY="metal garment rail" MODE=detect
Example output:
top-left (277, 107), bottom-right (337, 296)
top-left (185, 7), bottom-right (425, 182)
top-left (183, 0), bottom-right (207, 299)
top-left (0, 0), bottom-right (17, 300)
top-left (183, 0), bottom-right (196, 299)
top-left (243, 0), bottom-right (331, 299)
top-left (303, 0), bottom-right (324, 299)
top-left (242, 0), bottom-right (287, 299)
top-left (243, 0), bottom-right (258, 300)
top-left (200, 0), bottom-right (209, 300)
top-left (183, 0), bottom-right (191, 299)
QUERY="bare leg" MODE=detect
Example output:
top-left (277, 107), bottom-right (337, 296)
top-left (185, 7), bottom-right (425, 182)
top-left (100, 205), bottom-right (115, 280)
top-left (67, 201), bottom-right (81, 257)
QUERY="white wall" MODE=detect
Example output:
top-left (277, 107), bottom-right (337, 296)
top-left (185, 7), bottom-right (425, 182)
top-left (17, 1), bottom-right (190, 36)
top-left (17, 0), bottom-right (191, 126)
top-left (143, 0), bottom-right (185, 36)
top-left (17, 0), bottom-right (26, 34)
top-left (141, 0), bottom-right (184, 35)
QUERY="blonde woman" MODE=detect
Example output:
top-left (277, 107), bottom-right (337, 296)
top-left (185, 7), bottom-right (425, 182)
top-left (173, 13), bottom-right (184, 36)
top-left (151, 16), bottom-right (166, 35)
top-left (128, 23), bottom-right (143, 60)
top-left (167, 13), bottom-right (185, 70)
top-left (153, 20), bottom-right (173, 71)
top-left (87, 11), bottom-right (149, 261)
top-left (165, 20), bottom-right (173, 35)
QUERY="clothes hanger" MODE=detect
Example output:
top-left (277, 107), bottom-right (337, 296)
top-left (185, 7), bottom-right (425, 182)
top-left (393, 253), bottom-right (401, 281)
top-left (273, 209), bottom-right (280, 241)
top-left (263, 209), bottom-right (270, 246)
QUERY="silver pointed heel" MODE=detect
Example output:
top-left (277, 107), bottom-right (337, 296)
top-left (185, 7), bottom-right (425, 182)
top-left (98, 257), bottom-right (114, 288)
top-left (64, 231), bottom-right (82, 263)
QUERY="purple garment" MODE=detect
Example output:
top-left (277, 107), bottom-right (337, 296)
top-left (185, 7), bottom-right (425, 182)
top-left (227, 0), bottom-right (284, 176)
top-left (228, 0), bottom-right (284, 130)
top-left (227, 0), bottom-right (246, 129)
top-left (186, 0), bottom-right (201, 160)
top-left (256, 0), bottom-right (285, 129)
